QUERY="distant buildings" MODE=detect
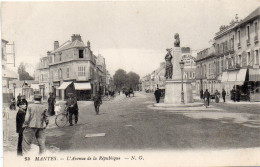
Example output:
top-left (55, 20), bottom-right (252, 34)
top-left (142, 47), bottom-right (196, 93)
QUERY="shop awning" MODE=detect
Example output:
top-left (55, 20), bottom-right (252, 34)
top-left (74, 82), bottom-right (91, 90)
top-left (228, 71), bottom-right (238, 82)
top-left (249, 69), bottom-right (260, 81)
top-left (221, 72), bottom-right (228, 82)
top-left (57, 82), bottom-right (72, 90)
top-left (236, 69), bottom-right (247, 82)
top-left (30, 84), bottom-right (40, 90)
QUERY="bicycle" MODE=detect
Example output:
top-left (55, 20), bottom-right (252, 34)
top-left (55, 106), bottom-right (69, 127)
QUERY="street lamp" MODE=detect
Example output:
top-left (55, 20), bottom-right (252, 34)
top-left (13, 83), bottom-right (16, 98)
top-left (179, 59), bottom-right (185, 104)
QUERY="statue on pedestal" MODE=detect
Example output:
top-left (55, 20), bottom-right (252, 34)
top-left (164, 48), bottom-right (173, 79)
top-left (174, 33), bottom-right (180, 47)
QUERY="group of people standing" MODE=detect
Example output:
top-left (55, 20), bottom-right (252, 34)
top-left (200, 88), bottom-right (227, 106)
top-left (16, 94), bottom-right (49, 156)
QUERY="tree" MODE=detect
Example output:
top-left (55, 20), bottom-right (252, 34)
top-left (18, 62), bottom-right (34, 80)
top-left (113, 69), bottom-right (128, 90)
top-left (126, 72), bottom-right (140, 90)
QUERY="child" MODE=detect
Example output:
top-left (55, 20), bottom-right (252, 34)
top-left (16, 102), bottom-right (27, 156)
top-left (54, 102), bottom-right (62, 115)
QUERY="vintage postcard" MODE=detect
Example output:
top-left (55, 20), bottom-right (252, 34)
top-left (1, 0), bottom-right (260, 166)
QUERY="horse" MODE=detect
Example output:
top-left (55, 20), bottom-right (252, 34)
top-left (125, 89), bottom-right (134, 97)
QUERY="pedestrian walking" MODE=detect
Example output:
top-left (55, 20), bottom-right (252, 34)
top-left (22, 94), bottom-right (49, 155)
top-left (200, 89), bottom-right (204, 99)
top-left (47, 93), bottom-right (56, 116)
top-left (215, 90), bottom-right (220, 103)
top-left (17, 93), bottom-right (21, 102)
top-left (66, 93), bottom-right (78, 126)
top-left (231, 87), bottom-right (236, 102)
top-left (10, 97), bottom-right (16, 110)
top-left (154, 88), bottom-right (162, 103)
top-left (203, 89), bottom-right (210, 106)
top-left (16, 101), bottom-right (27, 156)
top-left (222, 88), bottom-right (226, 102)
top-left (236, 88), bottom-right (241, 102)
top-left (94, 92), bottom-right (102, 115)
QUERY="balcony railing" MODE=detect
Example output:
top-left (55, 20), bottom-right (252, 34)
top-left (254, 34), bottom-right (259, 43)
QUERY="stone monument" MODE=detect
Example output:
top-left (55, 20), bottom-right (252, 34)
top-left (156, 33), bottom-right (196, 107)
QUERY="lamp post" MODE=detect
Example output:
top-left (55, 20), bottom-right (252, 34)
top-left (179, 60), bottom-right (185, 104)
top-left (13, 83), bottom-right (16, 98)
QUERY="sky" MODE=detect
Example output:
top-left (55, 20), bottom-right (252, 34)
top-left (1, 0), bottom-right (260, 77)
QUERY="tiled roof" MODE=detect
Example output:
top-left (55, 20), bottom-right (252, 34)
top-left (51, 39), bottom-right (87, 54)
top-left (237, 6), bottom-right (260, 27)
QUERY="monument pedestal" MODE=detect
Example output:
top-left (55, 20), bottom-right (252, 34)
top-left (164, 79), bottom-right (193, 104)
top-left (153, 45), bottom-right (203, 108)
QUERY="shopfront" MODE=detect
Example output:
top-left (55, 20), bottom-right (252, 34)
top-left (248, 68), bottom-right (260, 101)
top-left (74, 82), bottom-right (92, 100)
top-left (221, 69), bottom-right (249, 100)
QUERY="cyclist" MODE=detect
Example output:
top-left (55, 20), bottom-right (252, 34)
top-left (203, 89), bottom-right (210, 107)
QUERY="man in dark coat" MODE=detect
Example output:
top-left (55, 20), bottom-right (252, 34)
top-left (66, 93), bottom-right (78, 126)
top-left (48, 93), bottom-right (56, 116)
top-left (222, 88), bottom-right (226, 102)
top-left (200, 89), bottom-right (204, 99)
top-left (231, 87), bottom-right (236, 102)
top-left (154, 88), bottom-right (162, 103)
top-left (203, 89), bottom-right (210, 106)
top-left (94, 92), bottom-right (102, 115)
top-left (16, 101), bottom-right (27, 156)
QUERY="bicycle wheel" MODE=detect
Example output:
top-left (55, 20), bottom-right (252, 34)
top-left (55, 113), bottom-right (68, 127)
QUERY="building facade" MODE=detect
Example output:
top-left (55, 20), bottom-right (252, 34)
top-left (2, 39), bottom-right (18, 102)
top-left (195, 7), bottom-right (260, 100)
top-left (46, 34), bottom-right (96, 100)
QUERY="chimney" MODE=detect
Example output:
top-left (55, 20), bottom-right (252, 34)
top-left (54, 41), bottom-right (59, 50)
top-left (87, 40), bottom-right (90, 48)
top-left (47, 51), bottom-right (51, 56)
top-left (71, 34), bottom-right (82, 42)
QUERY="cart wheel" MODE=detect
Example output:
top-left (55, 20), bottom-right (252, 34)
top-left (55, 113), bottom-right (68, 127)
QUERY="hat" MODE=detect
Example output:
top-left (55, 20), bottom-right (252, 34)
top-left (18, 101), bottom-right (27, 106)
top-left (34, 94), bottom-right (42, 99)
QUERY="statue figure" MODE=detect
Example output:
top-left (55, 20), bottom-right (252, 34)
top-left (165, 48), bottom-right (173, 79)
top-left (174, 33), bottom-right (180, 47)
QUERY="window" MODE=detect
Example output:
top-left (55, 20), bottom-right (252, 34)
top-left (67, 67), bottom-right (70, 78)
top-left (78, 66), bottom-right (86, 76)
top-left (79, 50), bottom-right (84, 58)
top-left (255, 50), bottom-right (259, 65)
top-left (221, 58), bottom-right (224, 71)
top-left (58, 69), bottom-right (62, 79)
top-left (247, 26), bottom-right (250, 40)
top-left (247, 52), bottom-right (251, 66)
top-left (238, 55), bottom-right (242, 66)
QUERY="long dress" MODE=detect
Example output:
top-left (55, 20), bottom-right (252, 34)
top-left (165, 53), bottom-right (173, 79)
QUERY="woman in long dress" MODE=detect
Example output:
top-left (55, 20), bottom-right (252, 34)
top-left (165, 48), bottom-right (173, 79)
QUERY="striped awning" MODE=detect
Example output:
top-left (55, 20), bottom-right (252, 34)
top-left (249, 69), bottom-right (260, 81)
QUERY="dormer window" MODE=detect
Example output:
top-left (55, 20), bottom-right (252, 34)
top-left (79, 50), bottom-right (84, 58)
